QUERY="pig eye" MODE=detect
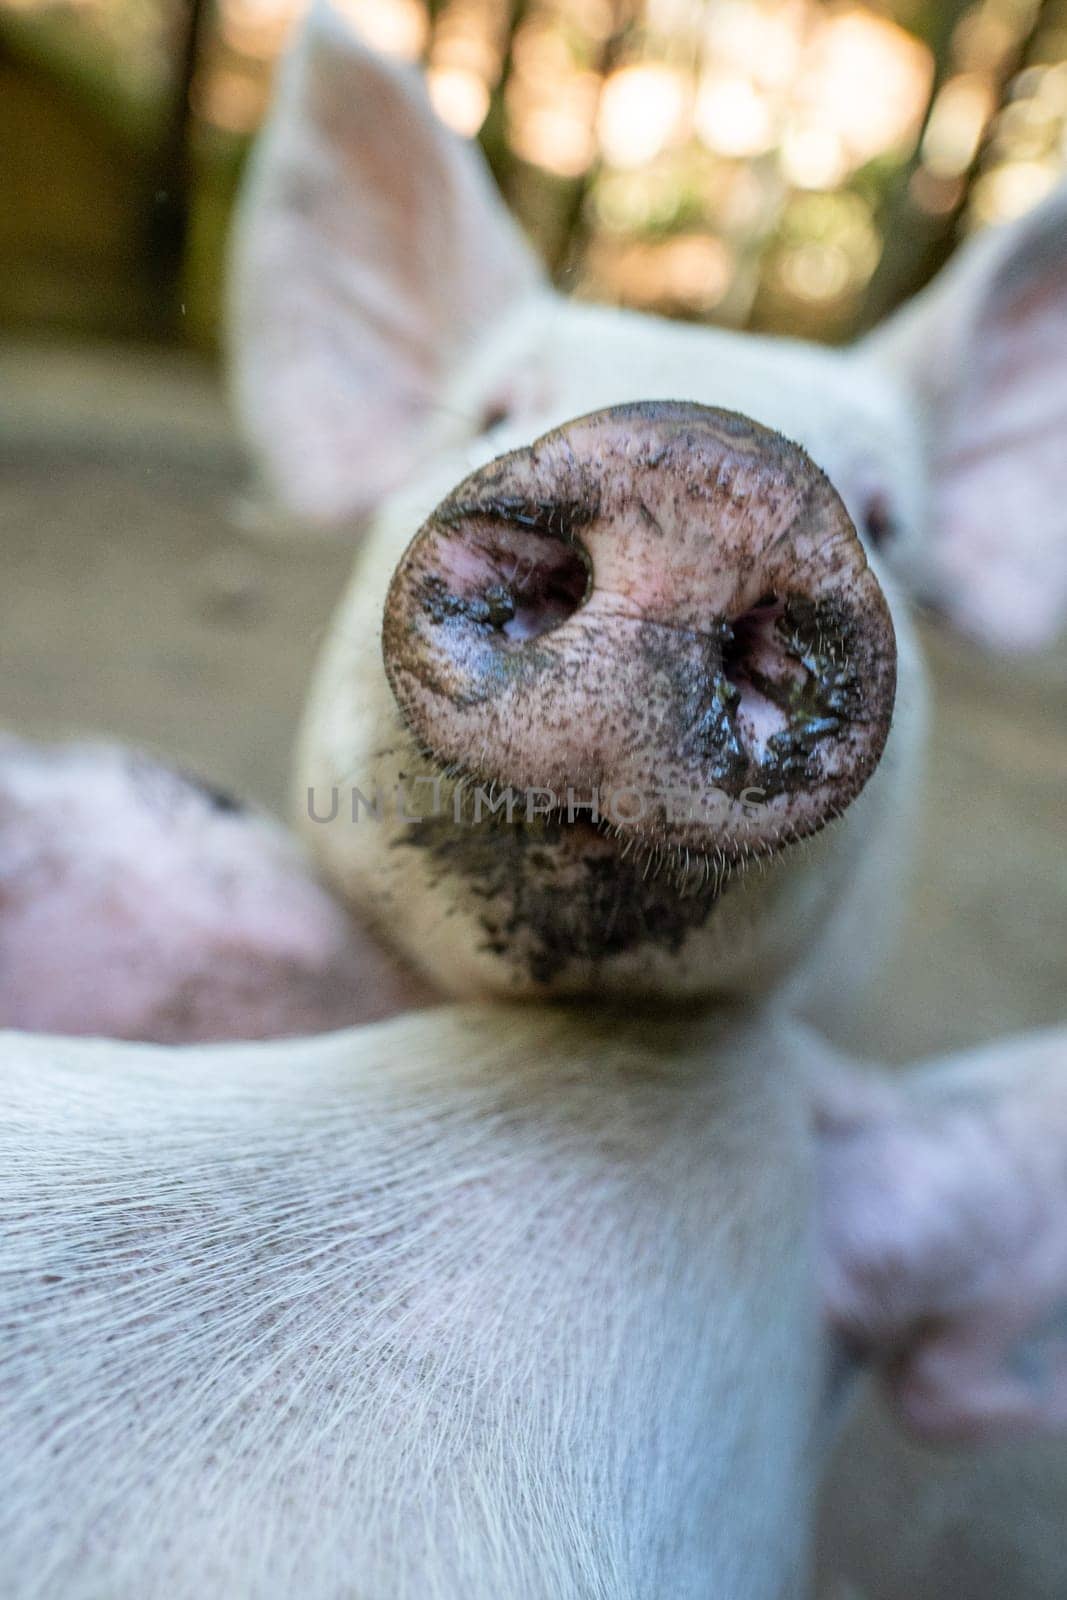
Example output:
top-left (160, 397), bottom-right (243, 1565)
top-left (477, 398), bottom-right (513, 436)
top-left (861, 490), bottom-right (899, 550)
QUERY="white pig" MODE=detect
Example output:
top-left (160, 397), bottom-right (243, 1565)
top-left (1, 5), bottom-right (1065, 1596)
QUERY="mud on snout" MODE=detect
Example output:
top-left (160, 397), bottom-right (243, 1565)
top-left (381, 401), bottom-right (897, 985)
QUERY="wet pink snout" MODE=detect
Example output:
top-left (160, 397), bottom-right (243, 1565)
top-left (383, 402), bottom-right (897, 859)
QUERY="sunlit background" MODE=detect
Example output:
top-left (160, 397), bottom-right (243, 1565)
top-left (2, 0), bottom-right (1065, 348)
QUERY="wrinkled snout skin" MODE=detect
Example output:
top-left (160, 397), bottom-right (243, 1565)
top-left (385, 404), bottom-right (896, 853)
top-left (298, 318), bottom-right (923, 1006)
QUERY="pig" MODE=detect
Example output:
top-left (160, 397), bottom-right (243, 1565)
top-left (0, 735), bottom-right (429, 1040)
top-left (227, 2), bottom-right (1064, 1017)
top-left (1, 4), bottom-right (1065, 1596)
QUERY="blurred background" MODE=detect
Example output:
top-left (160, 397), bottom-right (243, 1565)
top-left (2, 0), bottom-right (1067, 350)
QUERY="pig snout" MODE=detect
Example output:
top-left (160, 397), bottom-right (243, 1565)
top-left (383, 401), bottom-right (897, 865)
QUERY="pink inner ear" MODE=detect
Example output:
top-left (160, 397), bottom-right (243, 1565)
top-left (935, 431), bottom-right (1067, 650)
top-left (934, 263), bottom-right (1067, 650)
top-left (913, 188), bottom-right (1067, 652)
top-left (228, 1), bottom-right (541, 527)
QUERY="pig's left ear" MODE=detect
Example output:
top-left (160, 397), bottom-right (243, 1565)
top-left (862, 185), bottom-right (1067, 649)
top-left (820, 1029), bottom-right (1067, 1444)
top-left (227, 0), bottom-right (543, 526)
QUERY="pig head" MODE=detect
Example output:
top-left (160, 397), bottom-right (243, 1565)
top-left (228, 0), bottom-right (1067, 1458)
top-left (230, 3), bottom-right (1066, 1013)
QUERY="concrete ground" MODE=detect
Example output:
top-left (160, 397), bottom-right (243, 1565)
top-left (2, 337), bottom-right (1065, 1598)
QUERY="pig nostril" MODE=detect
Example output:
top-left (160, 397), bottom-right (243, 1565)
top-left (423, 526), bottom-right (591, 644)
top-left (711, 591), bottom-right (866, 794)
top-left (720, 594), bottom-right (783, 694)
top-left (501, 539), bottom-right (591, 641)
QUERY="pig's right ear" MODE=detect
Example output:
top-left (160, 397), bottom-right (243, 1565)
top-left (861, 185), bottom-right (1067, 650)
top-left (227, 0), bottom-right (543, 527)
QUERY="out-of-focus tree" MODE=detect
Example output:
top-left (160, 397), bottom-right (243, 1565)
top-left (0, 0), bottom-right (1064, 346)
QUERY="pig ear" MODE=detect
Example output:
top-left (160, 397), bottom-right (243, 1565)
top-left (863, 185), bottom-right (1067, 649)
top-left (227, 0), bottom-right (542, 526)
top-left (820, 1030), bottom-right (1067, 1444)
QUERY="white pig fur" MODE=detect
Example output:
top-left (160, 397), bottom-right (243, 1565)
top-left (2, 1007), bottom-right (820, 1599)
top-left (2, 4), bottom-right (1066, 1597)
